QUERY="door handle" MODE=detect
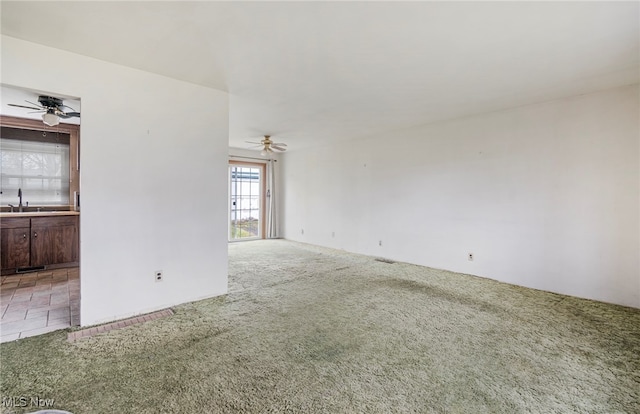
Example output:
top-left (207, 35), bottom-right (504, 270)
top-left (33, 232), bottom-right (38, 238)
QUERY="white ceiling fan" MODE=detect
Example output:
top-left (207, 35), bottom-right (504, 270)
top-left (246, 135), bottom-right (287, 156)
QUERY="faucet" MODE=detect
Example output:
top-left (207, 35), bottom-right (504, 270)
top-left (8, 203), bottom-right (15, 213)
top-left (18, 188), bottom-right (23, 212)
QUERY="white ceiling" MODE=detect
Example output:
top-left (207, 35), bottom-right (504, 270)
top-left (1, 1), bottom-right (638, 150)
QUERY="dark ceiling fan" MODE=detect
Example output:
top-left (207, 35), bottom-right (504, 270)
top-left (8, 95), bottom-right (80, 126)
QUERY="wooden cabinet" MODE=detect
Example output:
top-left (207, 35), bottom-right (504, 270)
top-left (31, 216), bottom-right (79, 267)
top-left (0, 218), bottom-right (30, 269)
top-left (0, 215), bottom-right (79, 273)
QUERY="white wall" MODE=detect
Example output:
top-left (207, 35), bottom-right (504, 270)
top-left (283, 85), bottom-right (640, 308)
top-left (2, 36), bottom-right (230, 325)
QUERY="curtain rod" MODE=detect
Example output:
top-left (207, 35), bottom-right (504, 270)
top-left (229, 155), bottom-right (277, 162)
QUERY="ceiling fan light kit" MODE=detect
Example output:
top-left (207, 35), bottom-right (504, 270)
top-left (42, 110), bottom-right (60, 126)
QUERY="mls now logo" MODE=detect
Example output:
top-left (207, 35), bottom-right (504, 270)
top-left (1, 396), bottom-right (72, 413)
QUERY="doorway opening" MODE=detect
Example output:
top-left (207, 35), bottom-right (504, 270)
top-left (0, 86), bottom-right (81, 342)
top-left (229, 162), bottom-right (265, 241)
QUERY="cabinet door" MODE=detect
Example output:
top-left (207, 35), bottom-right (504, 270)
top-left (31, 216), bottom-right (79, 267)
top-left (0, 227), bottom-right (31, 269)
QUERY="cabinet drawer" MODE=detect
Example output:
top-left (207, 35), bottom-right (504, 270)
top-left (31, 216), bottom-right (78, 228)
top-left (1, 217), bottom-right (31, 229)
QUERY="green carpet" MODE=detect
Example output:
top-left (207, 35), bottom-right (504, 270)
top-left (1, 240), bottom-right (639, 413)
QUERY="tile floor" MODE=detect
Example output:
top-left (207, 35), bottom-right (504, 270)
top-left (0, 267), bottom-right (79, 343)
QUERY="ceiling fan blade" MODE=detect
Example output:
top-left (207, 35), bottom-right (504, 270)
top-left (273, 143), bottom-right (287, 147)
top-left (58, 112), bottom-right (81, 118)
top-left (8, 103), bottom-right (43, 110)
top-left (245, 141), bottom-right (264, 145)
top-left (60, 104), bottom-right (78, 112)
top-left (271, 145), bottom-right (287, 152)
top-left (25, 100), bottom-right (44, 108)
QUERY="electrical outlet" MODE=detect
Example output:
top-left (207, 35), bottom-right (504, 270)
top-left (468, 253), bottom-right (474, 261)
top-left (379, 240), bottom-right (383, 246)
top-left (301, 229), bottom-right (304, 235)
top-left (332, 231), bottom-right (335, 238)
top-left (155, 270), bottom-right (163, 282)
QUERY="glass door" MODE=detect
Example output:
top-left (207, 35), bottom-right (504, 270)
top-left (229, 164), bottom-right (263, 241)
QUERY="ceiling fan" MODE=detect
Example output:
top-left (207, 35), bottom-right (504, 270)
top-left (246, 135), bottom-right (287, 156)
top-left (8, 95), bottom-right (80, 126)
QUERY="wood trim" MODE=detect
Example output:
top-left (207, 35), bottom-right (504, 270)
top-left (0, 115), bottom-right (79, 134)
top-left (0, 127), bottom-right (70, 145)
top-left (229, 160), bottom-right (267, 239)
top-left (0, 115), bottom-right (80, 207)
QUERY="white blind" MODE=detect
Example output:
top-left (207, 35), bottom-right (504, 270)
top-left (0, 138), bottom-right (70, 206)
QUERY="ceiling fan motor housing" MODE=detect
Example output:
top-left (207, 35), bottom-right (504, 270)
top-left (38, 95), bottom-right (64, 108)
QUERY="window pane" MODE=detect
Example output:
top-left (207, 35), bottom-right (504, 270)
top-left (0, 138), bottom-right (70, 206)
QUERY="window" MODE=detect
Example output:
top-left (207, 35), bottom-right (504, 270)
top-left (0, 116), bottom-right (79, 208)
top-left (1, 137), bottom-right (70, 205)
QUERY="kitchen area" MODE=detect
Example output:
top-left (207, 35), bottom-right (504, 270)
top-left (0, 87), bottom-right (81, 342)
